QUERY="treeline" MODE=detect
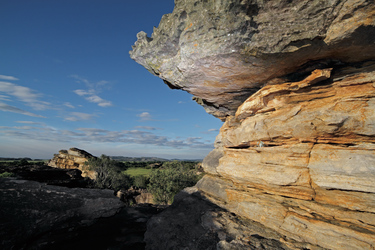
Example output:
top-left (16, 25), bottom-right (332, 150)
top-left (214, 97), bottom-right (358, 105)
top-left (0, 159), bottom-right (45, 167)
top-left (0, 157), bottom-right (33, 161)
top-left (111, 159), bottom-right (200, 171)
top-left (86, 155), bottom-right (203, 205)
top-left (110, 156), bottom-right (169, 162)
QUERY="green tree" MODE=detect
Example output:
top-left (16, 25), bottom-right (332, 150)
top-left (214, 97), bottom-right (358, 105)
top-left (147, 163), bottom-right (202, 205)
top-left (133, 175), bottom-right (149, 189)
top-left (86, 155), bottom-right (133, 191)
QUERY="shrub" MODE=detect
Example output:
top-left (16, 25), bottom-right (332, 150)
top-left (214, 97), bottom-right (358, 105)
top-left (147, 164), bottom-right (202, 205)
top-left (86, 155), bottom-right (133, 191)
top-left (133, 175), bottom-right (149, 189)
top-left (0, 172), bottom-right (15, 178)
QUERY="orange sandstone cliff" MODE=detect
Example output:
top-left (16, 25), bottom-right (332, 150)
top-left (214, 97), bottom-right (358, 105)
top-left (130, 0), bottom-right (375, 249)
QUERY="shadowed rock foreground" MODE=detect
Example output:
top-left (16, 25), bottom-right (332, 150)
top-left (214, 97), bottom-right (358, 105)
top-left (131, 0), bottom-right (375, 249)
top-left (0, 178), bottom-right (160, 249)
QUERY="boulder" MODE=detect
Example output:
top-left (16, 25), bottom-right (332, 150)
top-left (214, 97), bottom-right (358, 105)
top-left (131, 0), bottom-right (375, 249)
top-left (117, 187), bottom-right (155, 205)
top-left (48, 147), bottom-right (96, 179)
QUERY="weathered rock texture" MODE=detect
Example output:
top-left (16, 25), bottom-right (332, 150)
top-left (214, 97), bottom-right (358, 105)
top-left (117, 187), bottom-right (155, 205)
top-left (130, 0), bottom-right (375, 121)
top-left (48, 147), bottom-right (96, 179)
top-left (0, 178), bottom-right (123, 249)
top-left (131, 0), bottom-right (375, 249)
top-left (0, 178), bottom-right (162, 249)
top-left (0, 163), bottom-right (90, 188)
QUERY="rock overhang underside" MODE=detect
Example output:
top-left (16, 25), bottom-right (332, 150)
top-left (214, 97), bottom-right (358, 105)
top-left (130, 0), bottom-right (375, 121)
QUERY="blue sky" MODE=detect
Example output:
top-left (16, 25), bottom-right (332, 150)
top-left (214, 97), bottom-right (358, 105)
top-left (0, 0), bottom-right (222, 159)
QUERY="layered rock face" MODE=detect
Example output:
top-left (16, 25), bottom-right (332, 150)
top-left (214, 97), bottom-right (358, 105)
top-left (48, 147), bottom-right (96, 179)
top-left (131, 0), bottom-right (375, 249)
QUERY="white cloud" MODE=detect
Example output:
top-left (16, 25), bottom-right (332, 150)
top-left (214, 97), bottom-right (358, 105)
top-left (64, 102), bottom-right (75, 108)
top-left (137, 112), bottom-right (152, 121)
top-left (201, 128), bottom-right (219, 134)
top-left (0, 75), bottom-right (19, 81)
top-left (64, 112), bottom-right (95, 121)
top-left (0, 94), bottom-right (11, 101)
top-left (0, 81), bottom-right (50, 111)
top-left (87, 95), bottom-right (112, 107)
top-left (71, 75), bottom-right (113, 107)
top-left (73, 89), bottom-right (88, 96)
top-left (0, 125), bottom-right (215, 159)
top-left (16, 121), bottom-right (42, 125)
top-left (0, 102), bottom-right (45, 118)
top-left (134, 126), bottom-right (161, 131)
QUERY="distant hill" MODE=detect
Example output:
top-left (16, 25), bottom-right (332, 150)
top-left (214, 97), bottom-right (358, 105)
top-left (170, 159), bottom-right (203, 162)
top-left (109, 156), bottom-right (169, 162)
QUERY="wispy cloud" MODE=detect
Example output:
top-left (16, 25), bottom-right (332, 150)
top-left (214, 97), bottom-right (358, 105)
top-left (16, 121), bottom-right (44, 125)
top-left (64, 112), bottom-right (96, 121)
top-left (137, 112), bottom-right (153, 121)
top-left (0, 75), bottom-right (19, 81)
top-left (0, 81), bottom-right (50, 111)
top-left (201, 128), bottom-right (219, 134)
top-left (71, 75), bottom-right (113, 107)
top-left (134, 126), bottom-right (161, 131)
top-left (64, 102), bottom-right (75, 108)
top-left (0, 102), bottom-right (45, 118)
top-left (0, 125), bottom-right (214, 150)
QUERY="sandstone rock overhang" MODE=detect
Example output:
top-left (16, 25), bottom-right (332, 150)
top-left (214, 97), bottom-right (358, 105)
top-left (130, 0), bottom-right (375, 121)
top-left (130, 0), bottom-right (375, 249)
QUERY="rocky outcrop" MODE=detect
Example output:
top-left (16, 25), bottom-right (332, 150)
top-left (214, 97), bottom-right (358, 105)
top-left (48, 147), bottom-right (96, 179)
top-left (0, 163), bottom-right (90, 188)
top-left (131, 0), bottom-right (375, 249)
top-left (0, 178), bottom-right (163, 249)
top-left (0, 178), bottom-right (123, 249)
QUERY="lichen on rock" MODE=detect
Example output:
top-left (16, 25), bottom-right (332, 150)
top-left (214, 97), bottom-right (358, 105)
top-left (130, 0), bottom-right (375, 249)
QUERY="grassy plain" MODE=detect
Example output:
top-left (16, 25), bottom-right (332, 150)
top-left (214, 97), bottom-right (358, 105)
top-left (123, 167), bottom-right (152, 177)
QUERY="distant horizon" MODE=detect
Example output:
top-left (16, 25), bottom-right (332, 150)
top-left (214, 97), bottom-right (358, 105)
top-left (0, 154), bottom-right (204, 161)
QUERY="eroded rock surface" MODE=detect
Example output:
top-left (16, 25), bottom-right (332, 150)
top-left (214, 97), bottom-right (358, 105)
top-left (130, 0), bottom-right (375, 120)
top-left (0, 164), bottom-right (90, 188)
top-left (48, 147), bottom-right (96, 179)
top-left (0, 178), bottom-right (163, 249)
top-left (131, 0), bottom-right (375, 249)
top-left (0, 178), bottom-right (123, 249)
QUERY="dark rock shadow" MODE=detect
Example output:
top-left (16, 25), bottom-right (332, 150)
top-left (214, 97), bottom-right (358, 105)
top-left (144, 187), bottom-right (292, 250)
